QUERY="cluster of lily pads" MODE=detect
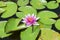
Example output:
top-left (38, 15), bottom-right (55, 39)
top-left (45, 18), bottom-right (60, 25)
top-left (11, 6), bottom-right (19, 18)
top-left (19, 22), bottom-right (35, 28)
top-left (0, 0), bottom-right (60, 40)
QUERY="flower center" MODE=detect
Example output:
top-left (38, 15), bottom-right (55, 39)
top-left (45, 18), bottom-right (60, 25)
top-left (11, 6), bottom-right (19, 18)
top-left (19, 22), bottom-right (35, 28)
top-left (28, 17), bottom-right (33, 22)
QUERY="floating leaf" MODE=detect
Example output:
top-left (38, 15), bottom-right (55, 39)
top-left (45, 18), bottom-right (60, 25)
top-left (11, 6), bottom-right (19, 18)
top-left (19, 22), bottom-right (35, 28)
top-left (5, 18), bottom-right (28, 33)
top-left (39, 22), bottom-right (52, 29)
top-left (5, 18), bottom-right (21, 33)
top-left (0, 8), bottom-right (5, 14)
top-left (38, 28), bottom-right (60, 40)
top-left (40, 19), bottom-right (56, 25)
top-left (38, 11), bottom-right (58, 19)
top-left (21, 26), bottom-right (40, 40)
top-left (56, 0), bottom-right (60, 3)
top-left (1, 2), bottom-right (17, 18)
top-left (0, 21), bottom-right (12, 38)
top-left (38, 21), bottom-right (52, 29)
top-left (18, 24), bottom-right (27, 30)
top-left (46, 1), bottom-right (59, 9)
top-left (55, 19), bottom-right (60, 30)
top-left (30, 0), bottom-right (47, 9)
top-left (0, 1), bottom-right (6, 7)
top-left (38, 11), bottom-right (57, 26)
top-left (16, 12), bottom-right (24, 19)
top-left (18, 6), bottom-right (37, 15)
top-left (17, 0), bottom-right (29, 6)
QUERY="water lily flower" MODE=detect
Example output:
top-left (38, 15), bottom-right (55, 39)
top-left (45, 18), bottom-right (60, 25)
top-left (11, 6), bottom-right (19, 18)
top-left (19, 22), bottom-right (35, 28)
top-left (22, 14), bottom-right (39, 27)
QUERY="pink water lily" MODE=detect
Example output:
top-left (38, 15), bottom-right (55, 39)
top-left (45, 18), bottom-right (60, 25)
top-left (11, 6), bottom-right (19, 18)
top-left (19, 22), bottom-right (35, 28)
top-left (22, 14), bottom-right (39, 27)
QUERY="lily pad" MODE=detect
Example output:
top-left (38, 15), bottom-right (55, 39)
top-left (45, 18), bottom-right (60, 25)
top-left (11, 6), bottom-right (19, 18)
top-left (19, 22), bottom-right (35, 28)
top-left (56, 0), bottom-right (60, 3)
top-left (46, 1), bottom-right (59, 9)
top-left (55, 19), bottom-right (60, 30)
top-left (40, 19), bottom-right (56, 25)
top-left (0, 1), bottom-right (6, 7)
top-left (18, 6), bottom-right (37, 15)
top-left (1, 2), bottom-right (17, 18)
top-left (0, 21), bottom-right (12, 38)
top-left (18, 24), bottom-right (27, 30)
top-left (5, 18), bottom-right (28, 33)
top-left (38, 11), bottom-right (58, 19)
top-left (5, 18), bottom-right (21, 33)
top-left (17, 0), bottom-right (29, 6)
top-left (30, 0), bottom-right (47, 9)
top-left (16, 12), bottom-right (25, 19)
top-left (39, 22), bottom-right (52, 29)
top-left (21, 26), bottom-right (40, 40)
top-left (0, 8), bottom-right (5, 14)
top-left (38, 28), bottom-right (60, 40)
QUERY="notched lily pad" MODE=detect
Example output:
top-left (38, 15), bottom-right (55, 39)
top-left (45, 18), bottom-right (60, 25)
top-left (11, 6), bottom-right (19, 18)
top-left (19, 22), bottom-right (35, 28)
top-left (38, 28), bottom-right (60, 40)
top-left (55, 19), bottom-right (60, 30)
top-left (21, 26), bottom-right (40, 40)
top-left (0, 8), bottom-right (5, 14)
top-left (38, 11), bottom-right (58, 19)
top-left (0, 1), bottom-right (6, 7)
top-left (16, 12), bottom-right (24, 19)
top-left (40, 19), bottom-right (56, 25)
top-left (5, 18), bottom-right (27, 33)
top-left (39, 22), bottom-right (52, 29)
top-left (46, 1), bottom-right (59, 9)
top-left (1, 2), bottom-right (17, 18)
top-left (5, 18), bottom-right (21, 33)
top-left (30, 0), bottom-right (47, 9)
top-left (0, 21), bottom-right (12, 38)
top-left (56, 0), bottom-right (60, 3)
top-left (38, 11), bottom-right (57, 25)
top-left (17, 0), bottom-right (29, 6)
top-left (18, 6), bottom-right (37, 15)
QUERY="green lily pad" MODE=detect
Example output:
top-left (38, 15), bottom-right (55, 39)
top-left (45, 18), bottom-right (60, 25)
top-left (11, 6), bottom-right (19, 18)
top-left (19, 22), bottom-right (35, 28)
top-left (30, 0), bottom-right (47, 9)
top-left (55, 19), bottom-right (60, 30)
top-left (0, 8), bottom-right (5, 14)
top-left (39, 22), bottom-right (52, 29)
top-left (46, 1), bottom-right (59, 9)
top-left (0, 21), bottom-right (12, 38)
top-left (38, 21), bottom-right (52, 29)
top-left (16, 12), bottom-right (24, 19)
top-left (5, 18), bottom-right (21, 33)
top-left (56, 0), bottom-right (60, 3)
top-left (1, 2), bottom-right (17, 18)
top-left (38, 28), bottom-right (60, 40)
top-left (0, 1), bottom-right (6, 7)
top-left (17, 0), bottom-right (29, 6)
top-left (5, 18), bottom-right (28, 33)
top-left (18, 6), bottom-right (37, 15)
top-left (38, 11), bottom-right (58, 19)
top-left (21, 26), bottom-right (40, 40)
top-left (38, 11), bottom-right (56, 25)
top-left (18, 24), bottom-right (27, 30)
top-left (40, 19), bottom-right (56, 25)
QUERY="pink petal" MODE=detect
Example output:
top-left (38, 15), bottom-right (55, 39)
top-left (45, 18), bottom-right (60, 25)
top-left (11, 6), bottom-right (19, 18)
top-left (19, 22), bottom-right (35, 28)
top-left (36, 17), bottom-right (39, 20)
top-left (22, 21), bottom-right (26, 23)
top-left (32, 14), bottom-right (34, 17)
top-left (26, 23), bottom-right (32, 27)
top-left (32, 14), bottom-right (36, 19)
